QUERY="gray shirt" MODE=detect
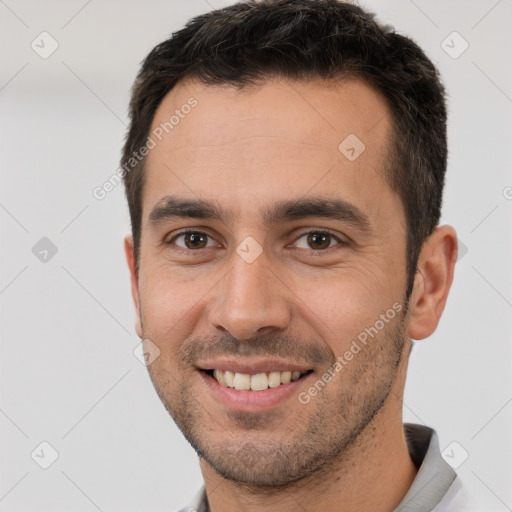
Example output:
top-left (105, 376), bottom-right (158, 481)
top-left (179, 423), bottom-right (460, 512)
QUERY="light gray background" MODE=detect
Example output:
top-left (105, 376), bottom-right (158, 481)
top-left (1, 0), bottom-right (511, 510)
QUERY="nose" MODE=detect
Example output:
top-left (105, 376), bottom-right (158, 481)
top-left (207, 247), bottom-right (292, 341)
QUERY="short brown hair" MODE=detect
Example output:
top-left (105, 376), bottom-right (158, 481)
top-left (121, 0), bottom-right (447, 298)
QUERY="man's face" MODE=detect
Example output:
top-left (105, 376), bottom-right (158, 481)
top-left (128, 77), bottom-right (411, 485)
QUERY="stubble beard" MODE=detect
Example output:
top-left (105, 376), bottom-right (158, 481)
top-left (146, 313), bottom-right (408, 488)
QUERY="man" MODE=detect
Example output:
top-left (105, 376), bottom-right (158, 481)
top-left (121, 1), bottom-right (473, 510)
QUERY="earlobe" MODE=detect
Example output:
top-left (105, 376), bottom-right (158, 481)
top-left (406, 225), bottom-right (458, 340)
top-left (124, 235), bottom-right (143, 338)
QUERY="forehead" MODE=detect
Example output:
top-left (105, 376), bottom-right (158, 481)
top-left (142, 76), bottom-right (396, 227)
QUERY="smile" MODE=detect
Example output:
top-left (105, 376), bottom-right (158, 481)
top-left (206, 369), bottom-right (313, 391)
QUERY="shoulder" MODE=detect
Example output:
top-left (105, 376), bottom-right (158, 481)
top-left (175, 485), bottom-right (208, 512)
top-left (433, 477), bottom-right (488, 512)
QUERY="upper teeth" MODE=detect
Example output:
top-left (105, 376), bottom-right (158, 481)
top-left (213, 369), bottom-right (304, 391)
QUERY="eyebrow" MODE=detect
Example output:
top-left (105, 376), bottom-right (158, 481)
top-left (147, 195), bottom-right (372, 232)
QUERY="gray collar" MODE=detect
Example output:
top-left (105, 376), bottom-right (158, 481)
top-left (183, 423), bottom-right (456, 512)
top-left (393, 423), bottom-right (456, 511)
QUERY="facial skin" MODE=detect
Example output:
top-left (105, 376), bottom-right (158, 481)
top-left (125, 77), bottom-right (457, 511)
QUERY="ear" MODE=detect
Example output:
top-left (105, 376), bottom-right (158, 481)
top-left (124, 234), bottom-right (143, 338)
top-left (406, 225), bottom-right (458, 340)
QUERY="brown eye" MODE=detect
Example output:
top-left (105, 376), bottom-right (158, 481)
top-left (307, 232), bottom-right (331, 250)
top-left (170, 231), bottom-right (215, 250)
top-left (184, 232), bottom-right (207, 249)
top-left (293, 231), bottom-right (345, 251)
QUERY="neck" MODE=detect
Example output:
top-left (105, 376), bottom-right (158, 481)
top-left (201, 344), bottom-right (417, 512)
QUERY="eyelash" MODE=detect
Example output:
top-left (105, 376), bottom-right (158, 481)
top-left (165, 229), bottom-right (349, 253)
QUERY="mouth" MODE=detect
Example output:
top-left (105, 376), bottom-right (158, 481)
top-left (196, 359), bottom-right (316, 411)
top-left (203, 368), bottom-right (314, 392)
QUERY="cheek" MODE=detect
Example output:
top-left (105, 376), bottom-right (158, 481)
top-left (292, 268), bottom-right (400, 351)
top-left (138, 269), bottom-right (201, 350)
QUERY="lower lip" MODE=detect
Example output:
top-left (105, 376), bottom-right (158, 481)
top-left (199, 371), bottom-right (313, 412)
